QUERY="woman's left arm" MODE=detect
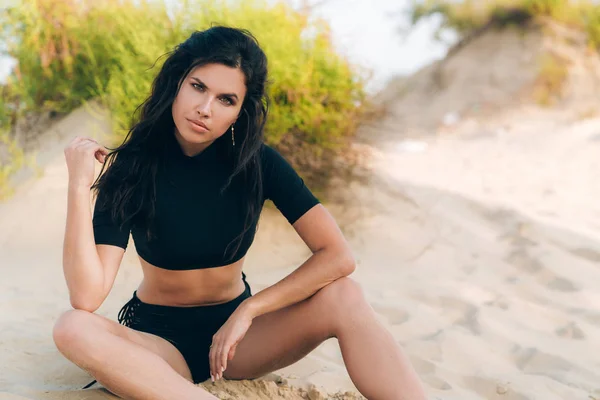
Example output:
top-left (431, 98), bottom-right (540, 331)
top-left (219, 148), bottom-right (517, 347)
top-left (239, 203), bottom-right (356, 319)
top-left (209, 145), bottom-right (355, 381)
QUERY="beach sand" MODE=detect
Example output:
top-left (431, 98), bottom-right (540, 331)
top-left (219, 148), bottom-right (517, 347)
top-left (1, 101), bottom-right (600, 399)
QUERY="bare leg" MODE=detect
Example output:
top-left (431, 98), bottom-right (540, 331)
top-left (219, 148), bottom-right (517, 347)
top-left (53, 309), bottom-right (217, 400)
top-left (224, 277), bottom-right (426, 400)
top-left (334, 281), bottom-right (425, 399)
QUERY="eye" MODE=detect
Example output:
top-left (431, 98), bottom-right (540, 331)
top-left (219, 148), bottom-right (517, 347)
top-left (191, 83), bottom-right (205, 91)
top-left (191, 82), bottom-right (234, 105)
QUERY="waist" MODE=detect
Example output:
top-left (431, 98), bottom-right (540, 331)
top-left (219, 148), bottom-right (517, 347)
top-left (137, 273), bottom-right (249, 307)
top-left (137, 255), bottom-right (247, 306)
top-left (133, 276), bottom-right (251, 310)
top-left (117, 278), bottom-right (252, 328)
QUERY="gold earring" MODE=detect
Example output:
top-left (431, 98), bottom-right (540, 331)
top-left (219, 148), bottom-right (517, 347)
top-left (231, 125), bottom-right (235, 146)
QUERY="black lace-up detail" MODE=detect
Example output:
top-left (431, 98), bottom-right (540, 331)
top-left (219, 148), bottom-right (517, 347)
top-left (82, 278), bottom-right (252, 388)
top-left (117, 295), bottom-right (141, 327)
top-left (82, 295), bottom-right (141, 389)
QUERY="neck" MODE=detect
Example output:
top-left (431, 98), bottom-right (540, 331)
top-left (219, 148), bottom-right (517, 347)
top-left (173, 129), bottom-right (213, 157)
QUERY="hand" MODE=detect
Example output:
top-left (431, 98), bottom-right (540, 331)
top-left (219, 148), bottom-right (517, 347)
top-left (64, 136), bottom-right (109, 189)
top-left (209, 305), bottom-right (254, 382)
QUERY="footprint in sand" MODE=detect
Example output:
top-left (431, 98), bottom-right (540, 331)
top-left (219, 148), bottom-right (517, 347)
top-left (569, 247), bottom-right (600, 262)
top-left (554, 321), bottom-right (586, 340)
top-left (546, 276), bottom-right (579, 292)
top-left (511, 346), bottom-right (574, 378)
top-left (505, 247), bottom-right (579, 292)
top-left (371, 303), bottom-right (410, 325)
top-left (435, 296), bottom-right (482, 335)
top-left (421, 374), bottom-right (452, 391)
top-left (463, 375), bottom-right (529, 400)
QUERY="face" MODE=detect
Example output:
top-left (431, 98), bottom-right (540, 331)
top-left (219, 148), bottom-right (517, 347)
top-left (171, 63), bottom-right (247, 156)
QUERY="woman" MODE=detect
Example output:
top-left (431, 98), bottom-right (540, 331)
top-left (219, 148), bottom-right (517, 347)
top-left (53, 26), bottom-right (426, 400)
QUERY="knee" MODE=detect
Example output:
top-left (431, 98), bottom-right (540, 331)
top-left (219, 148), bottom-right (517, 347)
top-left (314, 277), bottom-right (367, 314)
top-left (52, 309), bottom-right (95, 353)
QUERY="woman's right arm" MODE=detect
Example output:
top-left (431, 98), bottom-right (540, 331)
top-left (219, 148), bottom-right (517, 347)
top-left (63, 137), bottom-right (125, 312)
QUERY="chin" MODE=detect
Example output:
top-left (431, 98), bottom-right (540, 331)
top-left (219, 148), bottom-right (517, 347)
top-left (175, 125), bottom-right (201, 140)
top-left (179, 127), bottom-right (219, 146)
top-left (185, 131), bottom-right (208, 141)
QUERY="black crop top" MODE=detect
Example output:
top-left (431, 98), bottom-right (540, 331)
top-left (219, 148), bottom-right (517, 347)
top-left (92, 134), bottom-right (320, 270)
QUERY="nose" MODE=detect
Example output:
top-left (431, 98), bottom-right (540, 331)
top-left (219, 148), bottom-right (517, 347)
top-left (196, 97), bottom-right (212, 118)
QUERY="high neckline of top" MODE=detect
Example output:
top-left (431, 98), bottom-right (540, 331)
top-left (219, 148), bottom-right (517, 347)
top-left (167, 132), bottom-right (218, 163)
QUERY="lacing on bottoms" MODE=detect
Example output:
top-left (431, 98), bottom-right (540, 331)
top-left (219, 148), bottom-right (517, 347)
top-left (117, 295), bottom-right (141, 327)
top-left (82, 273), bottom-right (252, 389)
top-left (81, 296), bottom-right (140, 389)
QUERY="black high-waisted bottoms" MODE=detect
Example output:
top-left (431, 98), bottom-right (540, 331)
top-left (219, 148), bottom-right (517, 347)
top-left (83, 274), bottom-right (252, 388)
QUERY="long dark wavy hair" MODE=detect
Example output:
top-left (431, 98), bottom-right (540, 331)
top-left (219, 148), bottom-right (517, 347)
top-left (91, 25), bottom-right (270, 262)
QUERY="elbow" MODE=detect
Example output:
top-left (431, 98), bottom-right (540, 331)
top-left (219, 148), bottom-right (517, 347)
top-left (337, 251), bottom-right (357, 276)
top-left (69, 293), bottom-right (102, 313)
top-left (70, 298), bottom-right (100, 313)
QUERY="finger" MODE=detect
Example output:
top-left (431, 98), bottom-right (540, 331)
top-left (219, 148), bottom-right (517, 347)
top-left (209, 340), bottom-right (218, 382)
top-left (94, 146), bottom-right (109, 161)
top-left (71, 140), bottom-right (90, 150)
top-left (82, 138), bottom-right (99, 146)
top-left (94, 151), bottom-right (106, 164)
top-left (213, 342), bottom-right (224, 381)
top-left (71, 136), bottom-right (86, 144)
top-left (72, 137), bottom-right (95, 146)
top-left (218, 344), bottom-right (227, 380)
top-left (215, 346), bottom-right (222, 380)
top-left (220, 343), bottom-right (230, 377)
top-left (228, 343), bottom-right (238, 361)
top-left (214, 343), bottom-right (222, 381)
top-left (73, 140), bottom-right (98, 150)
top-left (79, 141), bottom-right (105, 154)
top-left (78, 144), bottom-right (102, 157)
top-left (66, 137), bottom-right (91, 154)
top-left (214, 345), bottom-right (221, 380)
top-left (208, 343), bottom-right (214, 382)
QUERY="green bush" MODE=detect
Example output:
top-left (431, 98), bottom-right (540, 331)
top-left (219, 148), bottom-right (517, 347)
top-left (0, 0), bottom-right (368, 195)
top-left (0, 85), bottom-right (12, 129)
top-left (408, 0), bottom-right (600, 47)
top-left (533, 52), bottom-right (570, 106)
top-left (0, 129), bottom-right (26, 200)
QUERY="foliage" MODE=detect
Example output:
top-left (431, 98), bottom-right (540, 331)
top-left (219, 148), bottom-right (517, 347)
top-left (532, 52), bottom-right (569, 106)
top-left (0, 0), bottom-right (368, 195)
top-left (408, 0), bottom-right (600, 49)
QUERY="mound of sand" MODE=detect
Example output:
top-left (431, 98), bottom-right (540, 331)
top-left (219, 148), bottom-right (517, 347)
top-left (371, 17), bottom-right (600, 139)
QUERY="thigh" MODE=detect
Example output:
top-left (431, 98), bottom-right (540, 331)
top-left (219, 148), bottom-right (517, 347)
top-left (223, 291), bottom-right (335, 379)
top-left (223, 277), bottom-right (363, 380)
top-left (53, 309), bottom-right (193, 381)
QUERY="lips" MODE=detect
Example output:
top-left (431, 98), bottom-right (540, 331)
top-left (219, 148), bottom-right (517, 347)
top-left (187, 119), bottom-right (209, 133)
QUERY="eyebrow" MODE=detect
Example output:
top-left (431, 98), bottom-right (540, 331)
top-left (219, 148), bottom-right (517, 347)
top-left (190, 76), bottom-right (239, 100)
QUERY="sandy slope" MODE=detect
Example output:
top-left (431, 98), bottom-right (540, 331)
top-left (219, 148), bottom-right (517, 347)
top-left (1, 98), bottom-right (600, 400)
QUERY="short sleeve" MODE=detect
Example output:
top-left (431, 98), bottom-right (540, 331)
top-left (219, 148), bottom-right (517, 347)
top-left (92, 182), bottom-right (132, 250)
top-left (261, 143), bottom-right (320, 224)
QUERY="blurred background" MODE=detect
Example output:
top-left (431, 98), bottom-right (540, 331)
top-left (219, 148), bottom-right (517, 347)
top-left (0, 0), bottom-right (454, 197)
top-left (1, 1), bottom-right (600, 399)
top-left (0, 0), bottom-right (452, 90)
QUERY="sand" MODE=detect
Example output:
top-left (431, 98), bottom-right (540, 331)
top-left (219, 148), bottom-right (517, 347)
top-left (1, 96), bottom-right (600, 400)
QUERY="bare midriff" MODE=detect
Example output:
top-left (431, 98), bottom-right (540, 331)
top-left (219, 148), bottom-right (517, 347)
top-left (135, 256), bottom-right (247, 307)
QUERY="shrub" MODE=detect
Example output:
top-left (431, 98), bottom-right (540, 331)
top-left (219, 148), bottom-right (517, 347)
top-left (0, 0), bottom-right (368, 195)
top-left (408, 0), bottom-right (600, 48)
top-left (532, 52), bottom-right (570, 106)
top-left (0, 129), bottom-right (28, 200)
